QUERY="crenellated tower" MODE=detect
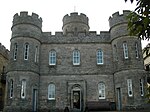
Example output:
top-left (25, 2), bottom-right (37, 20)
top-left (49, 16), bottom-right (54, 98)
top-left (62, 12), bottom-right (90, 35)
top-left (5, 12), bottom-right (42, 112)
top-left (109, 10), bottom-right (146, 110)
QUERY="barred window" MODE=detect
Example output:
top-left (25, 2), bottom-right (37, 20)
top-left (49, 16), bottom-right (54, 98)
top-left (139, 79), bottom-right (144, 96)
top-left (13, 43), bottom-right (18, 60)
top-left (127, 79), bottom-right (133, 97)
top-left (123, 42), bottom-right (128, 59)
top-left (9, 79), bottom-right (13, 98)
top-left (24, 43), bottom-right (29, 60)
top-left (21, 79), bottom-right (26, 99)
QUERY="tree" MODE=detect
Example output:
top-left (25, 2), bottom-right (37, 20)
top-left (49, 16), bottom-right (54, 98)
top-left (125, 0), bottom-right (150, 40)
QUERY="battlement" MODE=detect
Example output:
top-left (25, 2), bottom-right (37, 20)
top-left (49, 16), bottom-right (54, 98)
top-left (12, 11), bottom-right (42, 29)
top-left (0, 43), bottom-right (9, 59)
top-left (109, 10), bottom-right (131, 28)
top-left (63, 12), bottom-right (89, 26)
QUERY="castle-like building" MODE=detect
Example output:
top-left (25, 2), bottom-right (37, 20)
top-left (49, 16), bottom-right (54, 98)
top-left (4, 10), bottom-right (147, 112)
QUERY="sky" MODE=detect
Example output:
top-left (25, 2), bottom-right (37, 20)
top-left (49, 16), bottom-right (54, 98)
top-left (0, 0), bottom-right (149, 50)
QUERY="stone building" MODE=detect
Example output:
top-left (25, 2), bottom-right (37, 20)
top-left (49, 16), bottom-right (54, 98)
top-left (4, 10), bottom-right (147, 112)
top-left (0, 43), bottom-right (9, 111)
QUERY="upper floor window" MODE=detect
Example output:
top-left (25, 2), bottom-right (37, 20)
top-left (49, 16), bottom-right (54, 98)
top-left (21, 79), bottom-right (26, 99)
top-left (127, 79), bottom-right (133, 97)
top-left (97, 49), bottom-right (103, 64)
top-left (24, 43), bottom-right (29, 60)
top-left (98, 82), bottom-right (105, 99)
top-left (48, 84), bottom-right (55, 100)
top-left (139, 79), bottom-right (144, 96)
top-left (35, 46), bottom-right (39, 63)
top-left (123, 42), bottom-right (128, 59)
top-left (49, 50), bottom-right (56, 65)
top-left (13, 43), bottom-right (18, 60)
top-left (135, 43), bottom-right (139, 58)
top-left (113, 45), bottom-right (118, 61)
top-left (73, 50), bottom-right (80, 65)
top-left (9, 79), bottom-right (13, 98)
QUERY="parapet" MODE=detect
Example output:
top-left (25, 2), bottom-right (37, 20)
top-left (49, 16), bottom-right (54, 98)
top-left (12, 11), bottom-right (42, 29)
top-left (109, 10), bottom-right (131, 29)
top-left (63, 12), bottom-right (89, 26)
top-left (0, 43), bottom-right (9, 59)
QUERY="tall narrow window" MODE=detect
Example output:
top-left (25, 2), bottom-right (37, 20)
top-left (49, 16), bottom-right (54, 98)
top-left (35, 46), bottom-right (39, 63)
top-left (73, 50), bottom-right (80, 65)
top-left (49, 50), bottom-right (56, 65)
top-left (13, 43), bottom-right (18, 60)
top-left (139, 79), bottom-right (144, 96)
top-left (98, 82), bottom-right (105, 99)
top-left (127, 79), bottom-right (133, 97)
top-left (123, 42), bottom-right (128, 59)
top-left (97, 49), bottom-right (103, 64)
top-left (24, 43), bottom-right (29, 60)
top-left (135, 43), bottom-right (139, 58)
top-left (48, 84), bottom-right (55, 100)
top-left (21, 79), bottom-right (26, 99)
top-left (9, 79), bottom-right (13, 98)
top-left (114, 45), bottom-right (118, 61)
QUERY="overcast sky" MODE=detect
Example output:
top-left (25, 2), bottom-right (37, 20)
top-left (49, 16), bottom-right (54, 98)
top-left (0, 0), bottom-right (149, 50)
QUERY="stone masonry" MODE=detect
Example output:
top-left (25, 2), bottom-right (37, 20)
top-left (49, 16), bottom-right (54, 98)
top-left (4, 10), bottom-right (148, 112)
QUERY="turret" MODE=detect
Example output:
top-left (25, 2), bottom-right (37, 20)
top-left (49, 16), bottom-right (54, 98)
top-left (11, 11), bottom-right (42, 40)
top-left (62, 12), bottom-right (90, 35)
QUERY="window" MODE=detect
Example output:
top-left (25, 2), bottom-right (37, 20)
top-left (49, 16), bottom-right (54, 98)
top-left (97, 49), bottom-right (103, 64)
top-left (139, 79), bottom-right (144, 96)
top-left (13, 43), bottom-right (18, 60)
top-left (113, 45), bottom-right (118, 61)
top-left (123, 42), bottom-right (128, 59)
top-left (35, 46), bottom-right (39, 63)
top-left (98, 82), bottom-right (105, 99)
top-left (73, 50), bottom-right (80, 65)
top-left (9, 79), bottom-right (13, 98)
top-left (24, 43), bottom-right (29, 60)
top-left (49, 50), bottom-right (56, 65)
top-left (48, 84), bottom-right (55, 100)
top-left (21, 79), bottom-right (26, 99)
top-left (127, 79), bottom-right (133, 97)
top-left (135, 43), bottom-right (139, 58)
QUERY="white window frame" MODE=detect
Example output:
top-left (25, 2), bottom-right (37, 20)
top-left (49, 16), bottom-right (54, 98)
top-left (127, 79), bottom-right (133, 97)
top-left (123, 42), bottom-right (128, 59)
top-left (98, 82), bottom-right (105, 99)
top-left (73, 50), bottom-right (80, 65)
top-left (13, 43), bottom-right (18, 60)
top-left (24, 43), bottom-right (29, 60)
top-left (139, 79), bottom-right (144, 96)
top-left (97, 49), bottom-right (104, 64)
top-left (49, 50), bottom-right (56, 65)
top-left (48, 84), bottom-right (55, 100)
top-left (9, 79), bottom-right (13, 98)
top-left (21, 79), bottom-right (26, 99)
top-left (135, 43), bottom-right (139, 58)
top-left (35, 46), bottom-right (39, 63)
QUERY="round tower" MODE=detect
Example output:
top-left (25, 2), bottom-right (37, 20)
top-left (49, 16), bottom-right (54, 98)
top-left (109, 10), bottom-right (147, 110)
top-left (5, 12), bottom-right (42, 112)
top-left (62, 12), bottom-right (90, 35)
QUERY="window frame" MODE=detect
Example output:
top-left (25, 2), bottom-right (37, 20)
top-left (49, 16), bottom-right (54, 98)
top-left (24, 43), bottom-right (29, 60)
top-left (123, 42), bottom-right (128, 59)
top-left (13, 43), bottom-right (18, 60)
top-left (48, 84), bottom-right (55, 100)
top-left (139, 79), bottom-right (144, 96)
top-left (49, 50), bottom-right (56, 65)
top-left (98, 82), bottom-right (105, 99)
top-left (127, 79), bottom-right (133, 97)
top-left (35, 46), bottom-right (39, 63)
top-left (135, 43), bottom-right (139, 58)
top-left (9, 79), bottom-right (14, 98)
top-left (73, 50), bottom-right (80, 65)
top-left (97, 49), bottom-right (104, 65)
top-left (21, 79), bottom-right (26, 99)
